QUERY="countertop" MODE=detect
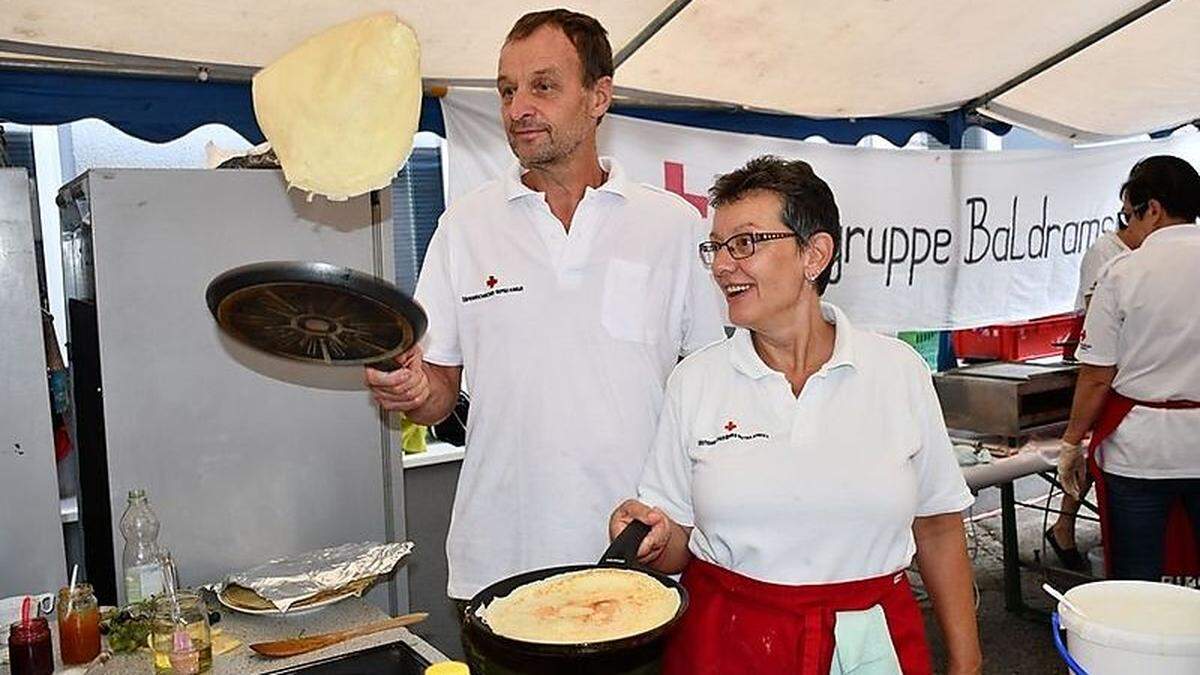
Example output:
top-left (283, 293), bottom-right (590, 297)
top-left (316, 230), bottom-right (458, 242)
top-left (402, 441), bottom-right (464, 469)
top-left (1, 597), bottom-right (447, 674)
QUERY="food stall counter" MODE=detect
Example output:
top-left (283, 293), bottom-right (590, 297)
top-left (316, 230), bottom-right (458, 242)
top-left (1, 597), bottom-right (446, 675)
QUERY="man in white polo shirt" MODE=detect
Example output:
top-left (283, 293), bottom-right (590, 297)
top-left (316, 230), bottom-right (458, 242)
top-left (1059, 155), bottom-right (1200, 582)
top-left (366, 8), bottom-right (723, 602)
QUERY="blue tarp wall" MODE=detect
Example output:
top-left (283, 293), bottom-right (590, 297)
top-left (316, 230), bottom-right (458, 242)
top-left (0, 69), bottom-right (1010, 148)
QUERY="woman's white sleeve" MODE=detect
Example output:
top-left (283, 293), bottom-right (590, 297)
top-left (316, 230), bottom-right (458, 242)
top-left (913, 362), bottom-right (975, 516)
top-left (637, 382), bottom-right (695, 527)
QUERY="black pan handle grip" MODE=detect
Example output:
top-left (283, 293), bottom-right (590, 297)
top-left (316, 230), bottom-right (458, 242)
top-left (366, 359), bottom-right (400, 372)
top-left (600, 519), bottom-right (652, 567)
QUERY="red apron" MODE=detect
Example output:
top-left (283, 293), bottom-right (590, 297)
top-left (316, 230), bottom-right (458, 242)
top-left (1087, 391), bottom-right (1200, 579)
top-left (662, 559), bottom-right (931, 675)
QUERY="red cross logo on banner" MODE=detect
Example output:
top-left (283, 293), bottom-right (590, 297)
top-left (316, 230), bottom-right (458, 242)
top-left (663, 162), bottom-right (709, 217)
top-left (724, 420), bottom-right (737, 432)
top-left (486, 275), bottom-right (498, 288)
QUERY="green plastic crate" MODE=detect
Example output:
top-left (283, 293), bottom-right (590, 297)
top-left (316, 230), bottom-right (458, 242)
top-left (898, 330), bottom-right (940, 370)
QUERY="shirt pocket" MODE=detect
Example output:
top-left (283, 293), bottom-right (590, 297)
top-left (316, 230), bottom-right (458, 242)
top-left (601, 259), bottom-right (659, 344)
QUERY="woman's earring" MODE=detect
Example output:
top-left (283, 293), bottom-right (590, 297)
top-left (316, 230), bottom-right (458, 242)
top-left (805, 272), bottom-right (818, 283)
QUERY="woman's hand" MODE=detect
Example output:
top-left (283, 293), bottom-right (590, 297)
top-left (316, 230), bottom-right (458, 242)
top-left (1056, 440), bottom-right (1087, 498)
top-left (609, 499), bottom-right (674, 565)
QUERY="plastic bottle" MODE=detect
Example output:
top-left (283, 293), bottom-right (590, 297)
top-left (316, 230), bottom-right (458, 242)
top-left (120, 489), bottom-right (165, 603)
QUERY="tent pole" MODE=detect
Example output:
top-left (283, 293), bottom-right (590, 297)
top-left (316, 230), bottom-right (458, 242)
top-left (965, 0), bottom-right (1171, 110)
top-left (0, 56), bottom-right (255, 83)
top-left (947, 109), bottom-right (966, 150)
top-left (0, 39), bottom-right (256, 83)
top-left (613, 0), bottom-right (694, 68)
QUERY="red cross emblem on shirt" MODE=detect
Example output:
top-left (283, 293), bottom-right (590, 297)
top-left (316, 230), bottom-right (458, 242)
top-left (486, 275), bottom-right (498, 288)
top-left (724, 420), bottom-right (737, 431)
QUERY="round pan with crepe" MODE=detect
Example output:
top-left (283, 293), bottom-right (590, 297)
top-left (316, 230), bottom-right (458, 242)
top-left (207, 14), bottom-right (427, 369)
top-left (464, 521), bottom-right (688, 659)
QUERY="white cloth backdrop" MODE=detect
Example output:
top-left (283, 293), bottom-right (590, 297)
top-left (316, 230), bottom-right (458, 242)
top-left (442, 89), bottom-right (1200, 332)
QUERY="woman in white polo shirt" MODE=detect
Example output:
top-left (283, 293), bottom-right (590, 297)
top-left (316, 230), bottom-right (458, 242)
top-left (610, 156), bottom-right (981, 675)
top-left (1058, 155), bottom-right (1200, 582)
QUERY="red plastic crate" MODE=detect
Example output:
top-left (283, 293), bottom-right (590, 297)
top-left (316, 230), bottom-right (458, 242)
top-left (952, 313), bottom-right (1079, 361)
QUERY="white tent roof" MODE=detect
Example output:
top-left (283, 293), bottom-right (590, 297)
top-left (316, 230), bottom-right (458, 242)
top-left (2, 0), bottom-right (1197, 140)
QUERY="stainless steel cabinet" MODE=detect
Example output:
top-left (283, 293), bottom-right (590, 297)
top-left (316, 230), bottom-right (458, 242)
top-left (59, 169), bottom-right (406, 610)
top-left (0, 168), bottom-right (66, 598)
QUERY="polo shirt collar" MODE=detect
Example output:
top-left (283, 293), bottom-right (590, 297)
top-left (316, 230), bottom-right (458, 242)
top-left (503, 156), bottom-right (629, 201)
top-left (1141, 222), bottom-right (1200, 246)
top-left (730, 302), bottom-right (859, 379)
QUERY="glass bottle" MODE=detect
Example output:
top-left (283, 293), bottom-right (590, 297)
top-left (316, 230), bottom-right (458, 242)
top-left (7, 616), bottom-right (54, 675)
top-left (120, 489), bottom-right (165, 602)
top-left (57, 582), bottom-right (101, 664)
top-left (150, 591), bottom-right (212, 674)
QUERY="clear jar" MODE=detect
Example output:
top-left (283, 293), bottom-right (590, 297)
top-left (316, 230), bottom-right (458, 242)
top-left (150, 592), bottom-right (212, 674)
top-left (57, 583), bottom-right (101, 664)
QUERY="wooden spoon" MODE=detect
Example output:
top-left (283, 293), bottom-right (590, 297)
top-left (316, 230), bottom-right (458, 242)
top-left (249, 612), bottom-right (429, 658)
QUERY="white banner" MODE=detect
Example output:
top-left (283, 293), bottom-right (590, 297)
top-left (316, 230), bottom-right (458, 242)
top-left (442, 89), bottom-right (1200, 332)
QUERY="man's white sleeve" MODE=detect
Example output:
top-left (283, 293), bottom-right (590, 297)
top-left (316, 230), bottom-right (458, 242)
top-left (1076, 244), bottom-right (1104, 310)
top-left (1077, 267), bottom-right (1120, 367)
top-left (414, 220), bottom-right (463, 366)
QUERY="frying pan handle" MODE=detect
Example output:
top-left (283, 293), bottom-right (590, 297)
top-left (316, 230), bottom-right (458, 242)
top-left (600, 519), bottom-right (652, 567)
top-left (367, 347), bottom-right (417, 372)
top-left (366, 359), bottom-right (400, 372)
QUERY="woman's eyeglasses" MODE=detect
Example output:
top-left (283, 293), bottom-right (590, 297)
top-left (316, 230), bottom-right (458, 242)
top-left (698, 232), bottom-right (799, 267)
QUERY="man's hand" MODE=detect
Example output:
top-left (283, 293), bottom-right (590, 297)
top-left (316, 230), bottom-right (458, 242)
top-left (1057, 440), bottom-right (1087, 498)
top-left (365, 345), bottom-right (430, 412)
top-left (609, 499), bottom-right (673, 565)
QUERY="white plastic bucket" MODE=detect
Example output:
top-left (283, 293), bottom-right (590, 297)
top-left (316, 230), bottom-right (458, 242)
top-left (1057, 581), bottom-right (1200, 675)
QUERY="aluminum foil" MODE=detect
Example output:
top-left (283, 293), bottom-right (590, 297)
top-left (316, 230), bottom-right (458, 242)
top-left (222, 541), bottom-right (412, 612)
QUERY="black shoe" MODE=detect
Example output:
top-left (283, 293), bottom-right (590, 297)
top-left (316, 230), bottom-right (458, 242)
top-left (1044, 528), bottom-right (1086, 571)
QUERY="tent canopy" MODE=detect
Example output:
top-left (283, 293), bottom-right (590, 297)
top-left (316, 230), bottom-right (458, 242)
top-left (2, 0), bottom-right (1197, 142)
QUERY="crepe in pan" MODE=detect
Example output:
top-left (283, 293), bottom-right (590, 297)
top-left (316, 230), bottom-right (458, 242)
top-left (481, 568), bottom-right (681, 644)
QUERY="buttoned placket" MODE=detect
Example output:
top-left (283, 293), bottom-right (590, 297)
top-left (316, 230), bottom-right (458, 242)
top-left (524, 188), bottom-right (610, 289)
top-left (752, 370), bottom-right (801, 444)
top-left (788, 365), bottom-right (841, 444)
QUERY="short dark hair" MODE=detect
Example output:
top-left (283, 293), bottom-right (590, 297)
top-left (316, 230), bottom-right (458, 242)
top-left (1120, 155), bottom-right (1200, 222)
top-left (709, 156), bottom-right (842, 293)
top-left (506, 9), bottom-right (614, 87)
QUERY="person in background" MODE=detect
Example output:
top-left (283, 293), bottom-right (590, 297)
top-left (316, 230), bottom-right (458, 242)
top-left (366, 7), bottom-right (723, 613)
top-left (1046, 204), bottom-right (1147, 570)
top-left (1058, 155), bottom-right (1200, 582)
top-left (610, 156), bottom-right (981, 675)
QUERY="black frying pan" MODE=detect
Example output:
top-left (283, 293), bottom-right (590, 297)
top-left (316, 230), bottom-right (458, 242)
top-left (464, 521), bottom-right (689, 658)
top-left (206, 261), bottom-right (426, 370)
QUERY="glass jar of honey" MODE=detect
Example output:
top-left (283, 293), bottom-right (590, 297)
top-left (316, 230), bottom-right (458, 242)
top-left (57, 583), bottom-right (101, 665)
